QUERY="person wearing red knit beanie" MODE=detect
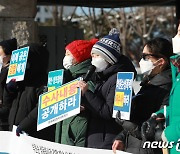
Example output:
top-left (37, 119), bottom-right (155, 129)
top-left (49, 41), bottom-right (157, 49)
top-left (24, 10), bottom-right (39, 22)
top-left (63, 39), bottom-right (98, 69)
top-left (55, 38), bottom-right (98, 147)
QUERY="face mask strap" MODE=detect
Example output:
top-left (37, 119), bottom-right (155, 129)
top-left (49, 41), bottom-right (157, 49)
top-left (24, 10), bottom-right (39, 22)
top-left (153, 58), bottom-right (162, 67)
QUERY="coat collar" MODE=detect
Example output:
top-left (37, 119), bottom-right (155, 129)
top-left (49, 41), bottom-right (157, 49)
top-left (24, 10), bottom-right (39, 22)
top-left (140, 69), bottom-right (172, 86)
top-left (149, 69), bottom-right (172, 86)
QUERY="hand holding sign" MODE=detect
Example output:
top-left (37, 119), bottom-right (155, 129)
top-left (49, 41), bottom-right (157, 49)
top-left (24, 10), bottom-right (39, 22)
top-left (16, 126), bottom-right (23, 136)
top-left (6, 79), bottom-right (18, 93)
top-left (115, 110), bottom-right (125, 126)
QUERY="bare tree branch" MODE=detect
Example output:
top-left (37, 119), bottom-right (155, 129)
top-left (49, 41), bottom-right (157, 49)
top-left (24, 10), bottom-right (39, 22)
top-left (80, 7), bottom-right (89, 18)
top-left (69, 7), bottom-right (77, 22)
top-left (130, 8), bottom-right (143, 35)
top-left (147, 15), bottom-right (157, 37)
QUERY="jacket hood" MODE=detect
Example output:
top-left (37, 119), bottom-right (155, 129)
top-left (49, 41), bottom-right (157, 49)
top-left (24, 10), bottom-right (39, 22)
top-left (20, 43), bottom-right (49, 86)
top-left (149, 69), bottom-right (172, 86)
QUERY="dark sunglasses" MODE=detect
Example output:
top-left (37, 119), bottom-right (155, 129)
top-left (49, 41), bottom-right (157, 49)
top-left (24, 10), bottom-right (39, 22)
top-left (141, 53), bottom-right (162, 60)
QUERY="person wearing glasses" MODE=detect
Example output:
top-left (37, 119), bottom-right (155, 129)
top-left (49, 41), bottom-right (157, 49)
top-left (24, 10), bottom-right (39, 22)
top-left (112, 37), bottom-right (173, 154)
top-left (141, 24), bottom-right (180, 154)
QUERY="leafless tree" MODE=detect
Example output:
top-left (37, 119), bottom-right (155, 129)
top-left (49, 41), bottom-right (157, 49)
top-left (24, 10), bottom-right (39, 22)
top-left (46, 6), bottom-right (176, 63)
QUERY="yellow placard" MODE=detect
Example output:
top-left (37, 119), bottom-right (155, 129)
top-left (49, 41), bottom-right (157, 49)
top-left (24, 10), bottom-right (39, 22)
top-left (8, 64), bottom-right (17, 76)
top-left (114, 92), bottom-right (124, 107)
top-left (41, 80), bottom-right (78, 109)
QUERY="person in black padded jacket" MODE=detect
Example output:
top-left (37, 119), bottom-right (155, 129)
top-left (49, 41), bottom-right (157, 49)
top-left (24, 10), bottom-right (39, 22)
top-left (112, 37), bottom-right (173, 154)
top-left (3, 43), bottom-right (55, 141)
top-left (77, 28), bottom-right (137, 149)
top-left (0, 38), bottom-right (17, 131)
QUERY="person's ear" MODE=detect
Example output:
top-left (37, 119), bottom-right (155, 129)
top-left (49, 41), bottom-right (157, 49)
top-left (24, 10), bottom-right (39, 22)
top-left (72, 58), bottom-right (78, 65)
top-left (157, 58), bottom-right (166, 69)
top-left (3, 54), bottom-right (11, 64)
top-left (6, 54), bottom-right (11, 60)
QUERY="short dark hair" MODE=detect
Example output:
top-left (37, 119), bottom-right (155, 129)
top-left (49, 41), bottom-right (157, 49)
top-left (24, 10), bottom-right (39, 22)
top-left (145, 37), bottom-right (173, 62)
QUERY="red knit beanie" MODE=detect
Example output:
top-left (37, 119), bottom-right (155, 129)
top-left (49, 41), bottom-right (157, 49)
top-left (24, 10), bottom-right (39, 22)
top-left (65, 38), bottom-right (98, 63)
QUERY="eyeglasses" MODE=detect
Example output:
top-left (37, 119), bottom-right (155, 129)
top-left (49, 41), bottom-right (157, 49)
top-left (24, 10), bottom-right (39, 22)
top-left (141, 53), bottom-right (162, 60)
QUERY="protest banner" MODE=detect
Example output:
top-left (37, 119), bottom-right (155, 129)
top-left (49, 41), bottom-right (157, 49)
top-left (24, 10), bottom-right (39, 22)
top-left (112, 72), bottom-right (134, 120)
top-left (37, 78), bottom-right (81, 131)
top-left (0, 131), bottom-right (132, 154)
top-left (47, 69), bottom-right (64, 91)
top-left (6, 47), bottom-right (29, 83)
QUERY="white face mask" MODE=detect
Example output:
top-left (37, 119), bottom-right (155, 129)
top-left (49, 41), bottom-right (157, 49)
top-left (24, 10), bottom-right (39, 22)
top-left (91, 57), bottom-right (109, 72)
top-left (0, 56), bottom-right (4, 73)
top-left (0, 56), bottom-right (3, 64)
top-left (63, 55), bottom-right (74, 69)
top-left (139, 58), bottom-right (155, 75)
top-left (172, 35), bottom-right (180, 54)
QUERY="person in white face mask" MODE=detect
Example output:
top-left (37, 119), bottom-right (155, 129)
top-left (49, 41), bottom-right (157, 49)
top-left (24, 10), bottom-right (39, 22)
top-left (56, 38), bottom-right (98, 147)
top-left (141, 23), bottom-right (180, 154)
top-left (0, 38), bottom-right (17, 131)
top-left (77, 28), bottom-right (137, 149)
top-left (63, 50), bottom-right (77, 69)
top-left (112, 37), bottom-right (173, 154)
top-left (139, 43), bottom-right (170, 77)
top-left (91, 53), bottom-right (109, 72)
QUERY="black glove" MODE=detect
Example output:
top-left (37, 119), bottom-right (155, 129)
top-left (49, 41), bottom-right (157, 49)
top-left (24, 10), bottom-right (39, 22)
top-left (115, 110), bottom-right (125, 126)
top-left (115, 111), bottom-right (139, 136)
top-left (16, 126), bottom-right (23, 136)
top-left (43, 86), bottom-right (48, 93)
top-left (141, 114), bottom-right (157, 141)
top-left (6, 79), bottom-right (18, 93)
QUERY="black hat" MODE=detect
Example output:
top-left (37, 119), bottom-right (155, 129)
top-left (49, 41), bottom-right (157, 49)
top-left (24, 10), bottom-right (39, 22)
top-left (19, 43), bottom-right (49, 73)
top-left (19, 43), bottom-right (49, 86)
top-left (0, 38), bottom-right (17, 55)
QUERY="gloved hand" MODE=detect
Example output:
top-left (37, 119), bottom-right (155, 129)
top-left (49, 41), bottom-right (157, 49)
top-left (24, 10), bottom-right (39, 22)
top-left (115, 110), bottom-right (125, 126)
top-left (141, 113), bottom-right (157, 141)
top-left (6, 79), bottom-right (18, 93)
top-left (115, 111), bottom-right (139, 136)
top-left (16, 126), bottom-right (23, 136)
top-left (43, 86), bottom-right (48, 93)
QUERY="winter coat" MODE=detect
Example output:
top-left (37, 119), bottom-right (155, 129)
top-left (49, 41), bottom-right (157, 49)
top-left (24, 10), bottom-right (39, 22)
top-left (156, 55), bottom-right (180, 154)
top-left (6, 85), bottom-right (55, 141)
top-left (115, 68), bottom-right (172, 154)
top-left (0, 65), bottom-right (9, 130)
top-left (55, 59), bottom-right (95, 147)
top-left (83, 55), bottom-right (137, 149)
top-left (130, 68), bottom-right (172, 127)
